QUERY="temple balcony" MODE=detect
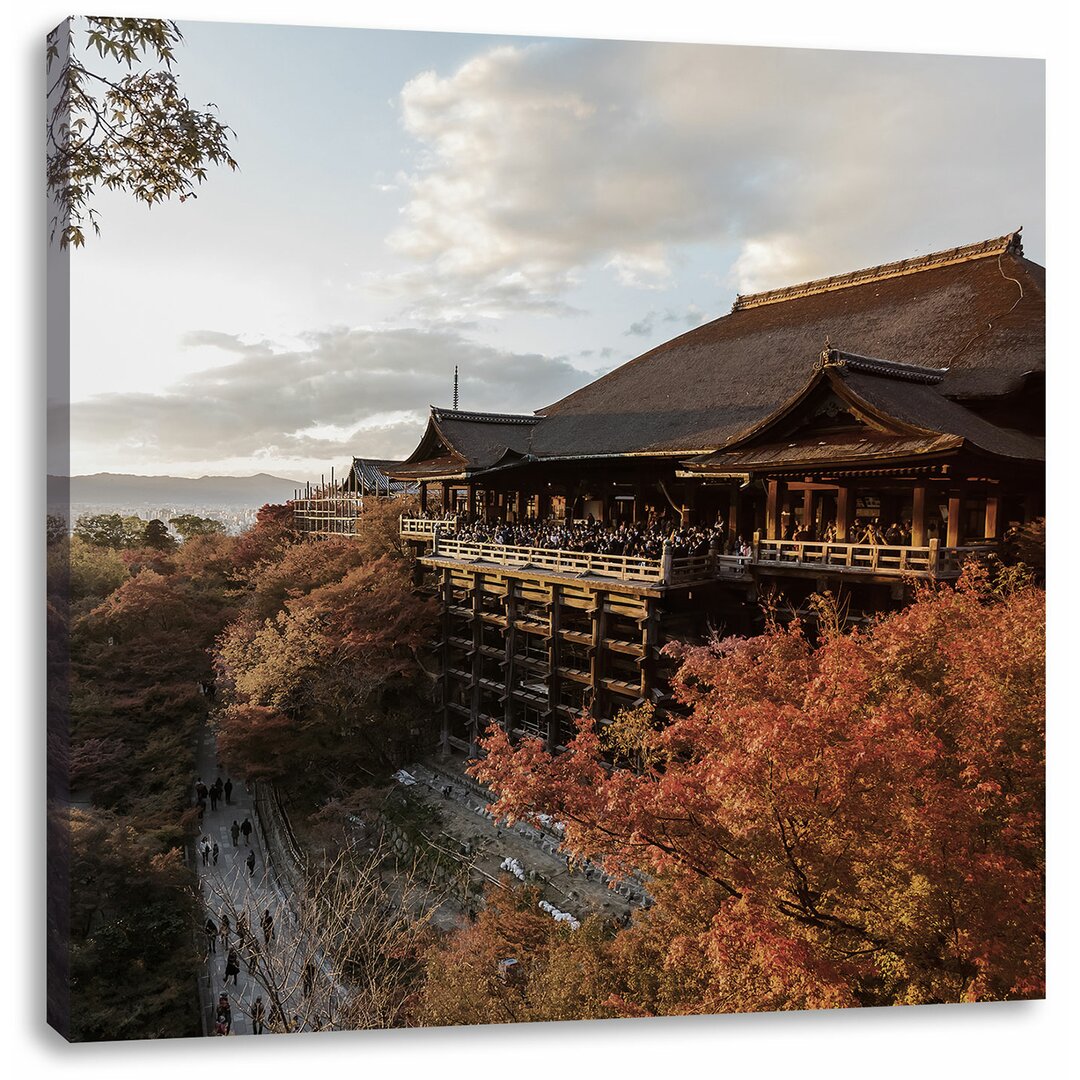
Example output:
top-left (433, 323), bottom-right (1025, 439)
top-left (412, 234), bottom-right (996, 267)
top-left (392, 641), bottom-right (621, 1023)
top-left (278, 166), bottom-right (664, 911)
top-left (411, 529), bottom-right (996, 590)
top-left (400, 515), bottom-right (458, 540)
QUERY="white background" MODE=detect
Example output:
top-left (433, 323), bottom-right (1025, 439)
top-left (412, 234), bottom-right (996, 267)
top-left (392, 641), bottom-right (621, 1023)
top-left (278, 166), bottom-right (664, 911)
top-left (6, 1), bottom-right (1076, 1076)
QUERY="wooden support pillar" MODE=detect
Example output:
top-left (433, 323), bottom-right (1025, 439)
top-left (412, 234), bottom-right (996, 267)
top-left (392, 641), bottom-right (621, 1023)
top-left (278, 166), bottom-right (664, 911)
top-left (800, 486), bottom-right (814, 531)
top-left (466, 483), bottom-right (476, 519)
top-left (836, 484), bottom-right (854, 542)
top-left (503, 583), bottom-right (517, 735)
top-left (514, 490), bottom-right (524, 522)
top-left (946, 489), bottom-right (963, 548)
top-left (640, 598), bottom-right (658, 698)
top-left (440, 569), bottom-right (453, 756)
top-left (470, 572), bottom-right (483, 754)
top-left (766, 480), bottom-right (785, 540)
top-left (911, 483), bottom-right (928, 547)
top-left (441, 480), bottom-right (450, 513)
top-left (546, 583), bottom-right (562, 754)
top-left (590, 592), bottom-right (607, 723)
top-left (539, 489), bottom-right (551, 521)
top-left (984, 494), bottom-right (1001, 541)
top-left (728, 485), bottom-right (740, 549)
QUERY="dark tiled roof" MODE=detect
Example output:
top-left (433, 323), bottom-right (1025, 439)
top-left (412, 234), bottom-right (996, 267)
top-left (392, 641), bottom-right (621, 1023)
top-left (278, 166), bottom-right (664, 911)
top-left (390, 233), bottom-right (1044, 474)
top-left (838, 370), bottom-right (1044, 461)
top-left (431, 408), bottom-right (540, 470)
top-left (346, 458), bottom-right (416, 493)
top-left (531, 237), bottom-right (1042, 456)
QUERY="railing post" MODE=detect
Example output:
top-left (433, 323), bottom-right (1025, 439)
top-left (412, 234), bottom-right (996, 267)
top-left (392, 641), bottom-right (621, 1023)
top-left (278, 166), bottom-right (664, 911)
top-left (752, 530), bottom-right (761, 563)
top-left (928, 537), bottom-right (939, 577)
top-left (661, 540), bottom-right (673, 585)
top-left (432, 524), bottom-right (441, 555)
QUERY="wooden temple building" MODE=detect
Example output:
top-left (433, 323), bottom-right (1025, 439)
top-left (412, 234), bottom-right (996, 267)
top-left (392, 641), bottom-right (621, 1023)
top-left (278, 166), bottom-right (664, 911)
top-left (290, 457), bottom-right (417, 535)
top-left (378, 230), bottom-right (1044, 755)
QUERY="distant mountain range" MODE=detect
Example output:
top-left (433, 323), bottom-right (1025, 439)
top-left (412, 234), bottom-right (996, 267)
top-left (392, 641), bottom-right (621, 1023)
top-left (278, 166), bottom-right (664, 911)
top-left (48, 472), bottom-right (305, 509)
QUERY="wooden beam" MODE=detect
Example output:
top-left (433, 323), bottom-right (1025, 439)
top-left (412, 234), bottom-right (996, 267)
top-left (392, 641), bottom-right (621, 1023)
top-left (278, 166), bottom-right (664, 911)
top-left (984, 494), bottom-right (1001, 541)
top-left (766, 480), bottom-right (785, 540)
top-left (946, 490), bottom-right (963, 548)
top-left (911, 483), bottom-right (927, 547)
top-left (835, 484), bottom-right (854, 542)
top-left (546, 583), bottom-right (561, 753)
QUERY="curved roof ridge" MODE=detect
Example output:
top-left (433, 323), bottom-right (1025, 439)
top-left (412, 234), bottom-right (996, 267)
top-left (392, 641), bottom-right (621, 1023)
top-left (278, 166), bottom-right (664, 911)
top-left (733, 229), bottom-right (1023, 311)
top-left (431, 406), bottom-right (541, 425)
top-left (823, 349), bottom-right (948, 384)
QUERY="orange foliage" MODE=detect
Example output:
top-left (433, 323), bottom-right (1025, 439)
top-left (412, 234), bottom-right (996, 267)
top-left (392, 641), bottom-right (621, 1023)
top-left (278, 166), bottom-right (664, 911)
top-left (471, 567), bottom-right (1044, 1012)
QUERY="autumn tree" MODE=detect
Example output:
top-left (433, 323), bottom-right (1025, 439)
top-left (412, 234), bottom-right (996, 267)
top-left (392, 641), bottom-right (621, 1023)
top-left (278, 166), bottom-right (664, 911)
top-left (471, 567), bottom-right (1045, 1014)
top-left (47, 17), bottom-right (237, 248)
top-left (215, 554), bottom-right (435, 789)
top-left (417, 887), bottom-right (616, 1027)
top-left (63, 806), bottom-right (200, 1040)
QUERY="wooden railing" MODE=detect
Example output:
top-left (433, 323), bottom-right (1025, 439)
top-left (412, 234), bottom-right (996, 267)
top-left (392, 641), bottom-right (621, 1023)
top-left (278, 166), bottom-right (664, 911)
top-left (417, 530), bottom-right (997, 586)
top-left (431, 536), bottom-right (670, 584)
top-left (399, 515), bottom-right (458, 539)
top-left (753, 536), bottom-right (996, 579)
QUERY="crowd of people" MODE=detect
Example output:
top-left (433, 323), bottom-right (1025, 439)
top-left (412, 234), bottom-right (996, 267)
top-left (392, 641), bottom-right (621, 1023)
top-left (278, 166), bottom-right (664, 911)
top-left (441, 514), bottom-right (732, 559)
top-left (414, 509), bottom-right (926, 561)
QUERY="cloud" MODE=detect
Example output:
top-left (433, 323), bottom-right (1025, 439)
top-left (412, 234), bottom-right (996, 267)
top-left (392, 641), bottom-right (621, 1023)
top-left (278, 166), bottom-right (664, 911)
top-left (625, 313), bottom-right (657, 337)
top-left (386, 41), bottom-right (1042, 309)
top-left (625, 304), bottom-right (707, 337)
top-left (70, 327), bottom-right (591, 472)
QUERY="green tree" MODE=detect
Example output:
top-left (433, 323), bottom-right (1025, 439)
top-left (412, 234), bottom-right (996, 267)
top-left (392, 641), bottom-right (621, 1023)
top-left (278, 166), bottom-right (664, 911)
top-left (168, 513), bottom-right (225, 540)
top-left (47, 17), bottom-right (238, 248)
top-left (143, 518), bottom-right (176, 550)
top-left (73, 512), bottom-right (146, 548)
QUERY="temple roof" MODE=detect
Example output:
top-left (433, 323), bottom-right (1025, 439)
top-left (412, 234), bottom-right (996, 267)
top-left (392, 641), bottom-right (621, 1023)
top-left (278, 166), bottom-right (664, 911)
top-left (346, 457), bottom-right (416, 494)
top-left (389, 231), bottom-right (1044, 479)
top-left (683, 360), bottom-right (1044, 475)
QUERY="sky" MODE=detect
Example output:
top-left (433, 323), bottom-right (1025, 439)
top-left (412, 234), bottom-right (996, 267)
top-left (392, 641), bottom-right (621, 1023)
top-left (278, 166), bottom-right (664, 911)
top-left (61, 18), bottom-right (1045, 480)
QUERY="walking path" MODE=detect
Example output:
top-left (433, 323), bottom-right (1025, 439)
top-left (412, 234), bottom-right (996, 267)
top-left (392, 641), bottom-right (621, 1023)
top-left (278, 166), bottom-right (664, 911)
top-left (193, 729), bottom-right (294, 1036)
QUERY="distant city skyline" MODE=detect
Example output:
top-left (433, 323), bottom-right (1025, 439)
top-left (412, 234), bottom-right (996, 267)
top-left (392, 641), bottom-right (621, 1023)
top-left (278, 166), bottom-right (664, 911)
top-left (63, 19), bottom-right (1044, 480)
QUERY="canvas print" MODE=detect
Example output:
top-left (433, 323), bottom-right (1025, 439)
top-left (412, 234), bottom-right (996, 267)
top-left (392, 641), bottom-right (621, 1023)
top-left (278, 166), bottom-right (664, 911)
top-left (45, 16), bottom-right (1045, 1042)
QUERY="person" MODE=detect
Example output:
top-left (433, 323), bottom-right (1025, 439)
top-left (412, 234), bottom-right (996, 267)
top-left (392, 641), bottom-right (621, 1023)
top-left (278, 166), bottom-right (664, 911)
top-left (209, 785), bottom-right (219, 812)
top-left (214, 777), bottom-right (225, 803)
top-left (246, 849), bottom-right (256, 876)
top-left (224, 948), bottom-right (240, 986)
top-left (215, 992), bottom-right (231, 1035)
top-left (302, 959), bottom-right (316, 999)
top-left (246, 937), bottom-right (260, 975)
top-left (252, 996), bottom-right (265, 1035)
top-left (212, 840), bottom-right (220, 866)
top-left (204, 917), bottom-right (217, 954)
top-left (240, 817), bottom-right (253, 845)
top-left (200, 836), bottom-right (211, 866)
top-left (224, 778), bottom-right (233, 805)
top-left (261, 908), bottom-right (274, 945)
top-left (236, 911), bottom-right (248, 946)
top-left (195, 779), bottom-right (208, 804)
top-left (220, 912), bottom-right (231, 948)
top-left (230, 820), bottom-right (240, 847)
